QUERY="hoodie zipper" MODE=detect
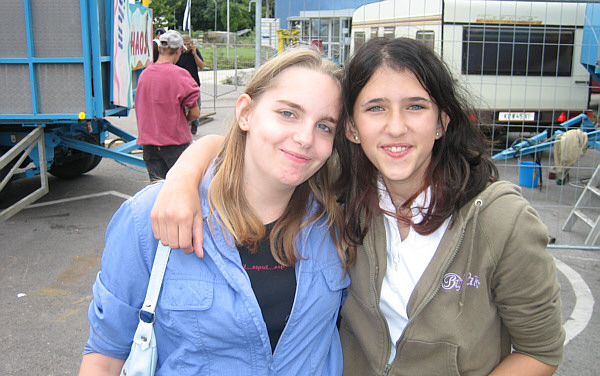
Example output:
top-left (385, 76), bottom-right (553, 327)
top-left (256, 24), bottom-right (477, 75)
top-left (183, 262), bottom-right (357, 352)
top-left (384, 223), bottom-right (467, 375)
top-left (362, 210), bottom-right (395, 376)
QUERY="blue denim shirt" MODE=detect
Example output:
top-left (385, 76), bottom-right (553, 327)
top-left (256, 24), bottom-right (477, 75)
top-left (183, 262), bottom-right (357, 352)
top-left (84, 179), bottom-right (350, 375)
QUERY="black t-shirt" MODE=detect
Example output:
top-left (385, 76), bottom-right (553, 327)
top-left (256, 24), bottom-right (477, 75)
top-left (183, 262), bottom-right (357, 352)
top-left (237, 222), bottom-right (296, 353)
top-left (176, 51), bottom-right (202, 86)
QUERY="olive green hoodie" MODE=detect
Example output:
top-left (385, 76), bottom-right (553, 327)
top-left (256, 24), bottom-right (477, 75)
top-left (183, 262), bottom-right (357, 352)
top-left (340, 180), bottom-right (564, 376)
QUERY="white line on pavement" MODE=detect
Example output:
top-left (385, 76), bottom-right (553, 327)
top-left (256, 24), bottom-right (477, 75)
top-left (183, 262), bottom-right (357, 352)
top-left (554, 258), bottom-right (595, 345)
top-left (24, 191), bottom-right (131, 209)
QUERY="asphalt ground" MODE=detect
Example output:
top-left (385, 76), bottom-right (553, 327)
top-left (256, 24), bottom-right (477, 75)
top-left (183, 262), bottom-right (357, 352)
top-left (1, 85), bottom-right (599, 375)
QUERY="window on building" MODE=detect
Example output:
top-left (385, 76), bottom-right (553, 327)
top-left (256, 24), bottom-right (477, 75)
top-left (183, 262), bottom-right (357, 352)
top-left (332, 19), bottom-right (340, 43)
top-left (311, 19), bottom-right (326, 40)
top-left (289, 20), bottom-right (309, 41)
top-left (415, 30), bottom-right (435, 49)
top-left (462, 26), bottom-right (574, 76)
top-left (383, 27), bottom-right (395, 39)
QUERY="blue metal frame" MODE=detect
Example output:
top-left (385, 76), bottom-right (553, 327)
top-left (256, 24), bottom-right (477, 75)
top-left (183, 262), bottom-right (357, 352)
top-left (581, 3), bottom-right (600, 82)
top-left (0, 0), bottom-right (146, 178)
top-left (492, 114), bottom-right (599, 161)
top-left (0, 0), bottom-right (131, 123)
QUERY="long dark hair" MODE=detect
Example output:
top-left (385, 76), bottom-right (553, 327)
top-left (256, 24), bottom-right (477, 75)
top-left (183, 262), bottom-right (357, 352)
top-left (336, 37), bottom-right (498, 245)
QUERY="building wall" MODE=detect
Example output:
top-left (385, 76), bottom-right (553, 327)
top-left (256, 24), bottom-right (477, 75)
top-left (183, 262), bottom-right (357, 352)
top-left (274, 0), bottom-right (377, 29)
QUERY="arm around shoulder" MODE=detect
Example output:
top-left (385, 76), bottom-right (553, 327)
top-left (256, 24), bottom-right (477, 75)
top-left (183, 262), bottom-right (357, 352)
top-left (150, 135), bottom-right (225, 256)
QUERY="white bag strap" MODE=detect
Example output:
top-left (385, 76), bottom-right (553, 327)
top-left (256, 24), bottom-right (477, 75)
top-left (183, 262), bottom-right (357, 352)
top-left (139, 243), bottom-right (171, 321)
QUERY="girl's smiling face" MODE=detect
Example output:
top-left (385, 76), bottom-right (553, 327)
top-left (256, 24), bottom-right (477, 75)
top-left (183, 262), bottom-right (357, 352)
top-left (347, 66), bottom-right (448, 201)
top-left (238, 66), bottom-right (341, 195)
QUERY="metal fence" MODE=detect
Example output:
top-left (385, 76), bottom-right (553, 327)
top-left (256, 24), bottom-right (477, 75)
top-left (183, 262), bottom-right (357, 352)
top-left (197, 0), bottom-right (600, 249)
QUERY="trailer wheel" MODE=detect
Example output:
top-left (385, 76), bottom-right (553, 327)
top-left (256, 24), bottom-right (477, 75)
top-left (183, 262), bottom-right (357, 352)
top-left (49, 133), bottom-right (103, 179)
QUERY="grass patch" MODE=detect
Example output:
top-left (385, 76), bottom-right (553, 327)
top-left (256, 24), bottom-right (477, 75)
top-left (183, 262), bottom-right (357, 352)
top-left (197, 46), bottom-right (277, 70)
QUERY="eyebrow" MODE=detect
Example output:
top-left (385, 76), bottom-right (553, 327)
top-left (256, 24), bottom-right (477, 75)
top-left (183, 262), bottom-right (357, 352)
top-left (276, 100), bottom-right (338, 124)
top-left (404, 96), bottom-right (432, 103)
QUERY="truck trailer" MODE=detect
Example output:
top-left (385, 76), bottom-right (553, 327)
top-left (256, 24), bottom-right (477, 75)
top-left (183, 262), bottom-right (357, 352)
top-left (0, 0), bottom-right (152, 220)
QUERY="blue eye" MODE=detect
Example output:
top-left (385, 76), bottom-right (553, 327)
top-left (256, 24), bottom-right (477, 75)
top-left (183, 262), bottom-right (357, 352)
top-left (281, 110), bottom-right (295, 118)
top-left (408, 104), bottom-right (425, 110)
top-left (367, 105), bottom-right (384, 112)
top-left (316, 123), bottom-right (331, 132)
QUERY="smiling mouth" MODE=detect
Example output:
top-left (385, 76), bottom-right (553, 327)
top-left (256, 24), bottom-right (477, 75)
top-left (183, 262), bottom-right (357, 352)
top-left (384, 146), bottom-right (408, 153)
top-left (282, 149), bottom-right (310, 162)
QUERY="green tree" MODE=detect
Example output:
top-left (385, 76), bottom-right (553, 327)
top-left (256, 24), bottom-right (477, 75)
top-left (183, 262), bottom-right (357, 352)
top-left (219, 1), bottom-right (253, 32)
top-left (172, 0), bottom-right (255, 32)
top-left (148, 0), bottom-right (182, 29)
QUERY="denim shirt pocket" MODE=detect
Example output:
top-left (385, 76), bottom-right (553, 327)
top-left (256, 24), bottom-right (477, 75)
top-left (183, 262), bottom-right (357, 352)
top-left (161, 278), bottom-right (214, 311)
top-left (159, 278), bottom-right (215, 336)
top-left (320, 267), bottom-right (351, 316)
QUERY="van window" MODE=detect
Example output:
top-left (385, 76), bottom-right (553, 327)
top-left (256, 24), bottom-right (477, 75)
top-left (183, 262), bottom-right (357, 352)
top-left (462, 26), bottom-right (574, 76)
top-left (371, 27), bottom-right (378, 39)
top-left (416, 30), bottom-right (435, 49)
top-left (384, 27), bottom-right (395, 39)
top-left (354, 31), bottom-right (366, 51)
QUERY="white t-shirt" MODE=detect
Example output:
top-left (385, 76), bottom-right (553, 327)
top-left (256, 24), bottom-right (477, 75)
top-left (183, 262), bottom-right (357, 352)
top-left (377, 179), bottom-right (450, 362)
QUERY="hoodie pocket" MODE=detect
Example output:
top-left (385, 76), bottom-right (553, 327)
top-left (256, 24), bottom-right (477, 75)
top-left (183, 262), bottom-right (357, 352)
top-left (393, 339), bottom-right (460, 376)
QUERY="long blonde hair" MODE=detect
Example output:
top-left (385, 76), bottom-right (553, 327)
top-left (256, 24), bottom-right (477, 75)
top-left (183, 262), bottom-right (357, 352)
top-left (207, 48), bottom-right (350, 268)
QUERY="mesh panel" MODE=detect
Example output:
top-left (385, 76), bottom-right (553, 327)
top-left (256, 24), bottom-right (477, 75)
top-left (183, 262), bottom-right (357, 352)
top-left (36, 64), bottom-right (85, 114)
top-left (31, 0), bottom-right (83, 58)
top-left (0, 64), bottom-right (32, 114)
top-left (0, 1), bottom-right (28, 58)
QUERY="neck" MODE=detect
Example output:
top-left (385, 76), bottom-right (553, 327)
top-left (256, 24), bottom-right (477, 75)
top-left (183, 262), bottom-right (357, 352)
top-left (383, 179), bottom-right (421, 209)
top-left (243, 178), bottom-right (295, 225)
top-left (156, 53), bottom-right (178, 64)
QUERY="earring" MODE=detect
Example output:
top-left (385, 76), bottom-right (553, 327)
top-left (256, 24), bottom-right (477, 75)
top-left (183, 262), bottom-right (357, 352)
top-left (436, 131), bottom-right (440, 136)
top-left (354, 135), bottom-right (359, 141)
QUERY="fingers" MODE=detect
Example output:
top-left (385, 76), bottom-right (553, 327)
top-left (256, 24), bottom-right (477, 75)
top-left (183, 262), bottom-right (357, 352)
top-left (192, 215), bottom-right (204, 258)
top-left (150, 206), bottom-right (162, 242)
top-left (151, 200), bottom-right (194, 252)
top-left (177, 215), bottom-right (194, 254)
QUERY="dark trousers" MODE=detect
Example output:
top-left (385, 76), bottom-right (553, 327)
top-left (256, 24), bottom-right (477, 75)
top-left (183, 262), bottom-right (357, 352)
top-left (142, 143), bottom-right (190, 182)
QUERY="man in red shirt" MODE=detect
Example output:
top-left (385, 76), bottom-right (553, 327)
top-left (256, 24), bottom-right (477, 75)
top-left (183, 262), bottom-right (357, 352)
top-left (135, 30), bottom-right (200, 182)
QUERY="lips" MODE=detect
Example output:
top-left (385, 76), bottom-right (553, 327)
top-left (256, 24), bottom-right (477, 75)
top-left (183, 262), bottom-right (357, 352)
top-left (281, 149), bottom-right (311, 163)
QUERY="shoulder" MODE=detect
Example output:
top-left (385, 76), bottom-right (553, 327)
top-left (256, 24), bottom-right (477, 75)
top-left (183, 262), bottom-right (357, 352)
top-left (127, 182), bottom-right (163, 216)
top-left (106, 183), bottom-right (163, 247)
top-left (469, 181), bottom-right (548, 260)
top-left (469, 180), bottom-right (532, 219)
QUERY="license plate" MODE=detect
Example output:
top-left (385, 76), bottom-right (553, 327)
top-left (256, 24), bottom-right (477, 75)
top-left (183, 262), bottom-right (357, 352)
top-left (498, 112), bottom-right (535, 121)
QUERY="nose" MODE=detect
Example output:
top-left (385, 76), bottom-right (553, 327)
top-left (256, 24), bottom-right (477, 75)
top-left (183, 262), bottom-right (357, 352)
top-left (292, 123), bottom-right (315, 148)
top-left (386, 109), bottom-right (408, 137)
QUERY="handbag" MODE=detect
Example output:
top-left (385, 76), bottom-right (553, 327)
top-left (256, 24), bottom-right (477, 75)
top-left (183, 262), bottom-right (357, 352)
top-left (120, 243), bottom-right (171, 376)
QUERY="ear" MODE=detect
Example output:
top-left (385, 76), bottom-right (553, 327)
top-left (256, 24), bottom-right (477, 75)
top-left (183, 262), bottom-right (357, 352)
top-left (344, 119), bottom-right (360, 144)
top-left (436, 111), bottom-right (450, 139)
top-left (236, 94), bottom-right (252, 131)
